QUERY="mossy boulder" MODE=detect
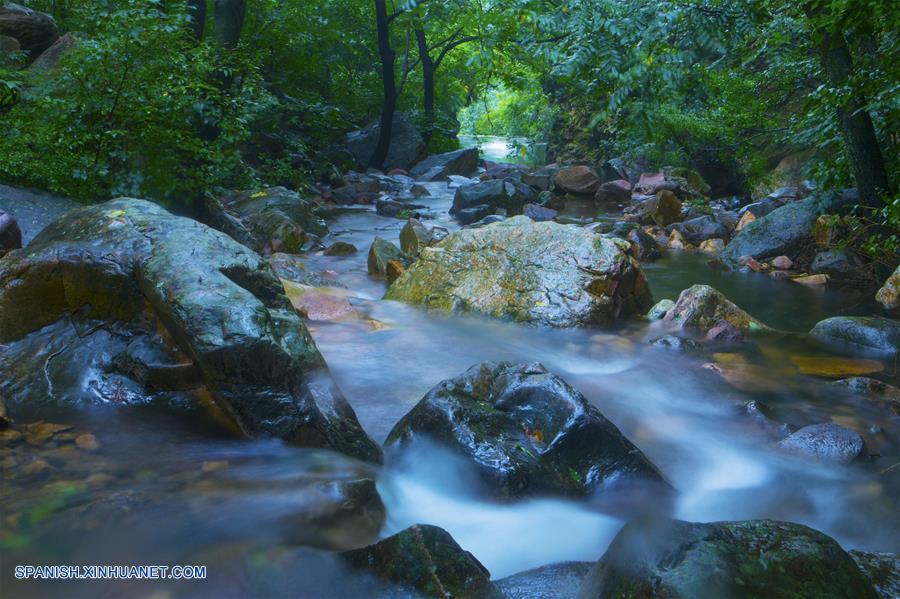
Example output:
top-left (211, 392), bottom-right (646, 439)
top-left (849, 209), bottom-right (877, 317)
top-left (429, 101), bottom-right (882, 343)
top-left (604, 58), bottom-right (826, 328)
top-left (663, 285), bottom-right (767, 335)
top-left (203, 187), bottom-right (327, 254)
top-left (341, 524), bottom-right (501, 598)
top-left (0, 199), bottom-right (381, 462)
top-left (386, 216), bottom-right (653, 327)
top-left (385, 361), bottom-right (666, 499)
top-left (368, 237), bottom-right (408, 278)
top-left (577, 518), bottom-right (878, 599)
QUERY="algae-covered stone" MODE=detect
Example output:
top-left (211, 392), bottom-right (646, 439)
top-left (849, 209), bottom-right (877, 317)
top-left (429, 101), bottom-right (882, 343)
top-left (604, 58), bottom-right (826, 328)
top-left (341, 524), bottom-right (501, 598)
top-left (0, 199), bottom-right (381, 462)
top-left (368, 237), bottom-right (407, 278)
top-left (647, 299), bottom-right (674, 321)
top-left (663, 285), bottom-right (766, 334)
top-left (385, 361), bottom-right (666, 499)
top-left (386, 216), bottom-right (652, 327)
top-left (577, 518), bottom-right (878, 599)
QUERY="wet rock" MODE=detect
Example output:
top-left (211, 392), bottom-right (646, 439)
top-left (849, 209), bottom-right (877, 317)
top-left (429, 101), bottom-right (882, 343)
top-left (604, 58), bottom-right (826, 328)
top-left (522, 169), bottom-right (554, 192)
top-left (409, 183), bottom-right (431, 197)
top-left (594, 180), bottom-right (632, 203)
top-left (792, 273), bottom-right (829, 286)
top-left (810, 316), bottom-right (900, 357)
top-left (630, 190), bottom-right (682, 227)
top-left (850, 551), bottom-right (900, 599)
top-left (646, 299), bottom-right (674, 321)
top-left (268, 253), bottom-right (335, 287)
top-left (705, 320), bottom-right (744, 342)
top-left (466, 214), bottom-right (506, 228)
top-left (876, 266), bottom-right (900, 315)
top-left (634, 172), bottom-right (668, 195)
top-left (452, 179), bottom-right (537, 218)
top-left (664, 285), bottom-right (767, 334)
top-left (341, 524), bottom-right (500, 599)
top-left (721, 191), bottom-right (858, 268)
top-left (666, 228), bottom-right (687, 250)
top-left (204, 187), bottom-right (326, 254)
top-left (523, 203), bottom-right (558, 222)
top-left (323, 241), bottom-right (357, 256)
top-left (497, 561), bottom-right (593, 599)
top-left (698, 238), bottom-right (725, 253)
top-left (777, 423), bottom-right (866, 463)
top-left (331, 175), bottom-right (382, 204)
top-left (667, 215), bottom-right (729, 246)
top-left (735, 210), bottom-right (756, 231)
top-left (577, 518), bottom-right (878, 599)
top-left (410, 148), bottom-right (479, 181)
top-left (386, 216), bottom-right (653, 327)
top-left (385, 361), bottom-right (666, 498)
top-left (812, 249), bottom-right (865, 278)
top-left (0, 2), bottom-right (58, 56)
top-left (0, 209), bottom-right (22, 255)
top-left (367, 237), bottom-right (407, 279)
top-left (400, 218), bottom-right (448, 257)
top-left (624, 228), bottom-right (662, 260)
top-left (554, 166), bottom-right (601, 195)
top-left (0, 199), bottom-right (381, 462)
top-left (448, 175), bottom-right (477, 188)
top-left (345, 112), bottom-right (425, 171)
top-left (374, 197), bottom-right (425, 218)
top-left (457, 205), bottom-right (495, 225)
top-left (386, 259), bottom-right (406, 285)
top-left (649, 335), bottom-right (705, 354)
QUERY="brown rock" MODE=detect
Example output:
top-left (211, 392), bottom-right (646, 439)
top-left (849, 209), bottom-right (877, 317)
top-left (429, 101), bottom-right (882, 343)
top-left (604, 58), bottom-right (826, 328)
top-left (814, 215), bottom-right (837, 248)
top-left (553, 166), bottom-right (600, 195)
top-left (594, 179), bottom-right (632, 203)
top-left (386, 259), bottom-right (406, 285)
top-left (282, 280), bottom-right (356, 321)
top-left (699, 238), bottom-right (725, 253)
top-left (667, 228), bottom-right (685, 250)
top-left (75, 433), bottom-right (100, 451)
top-left (635, 172), bottom-right (667, 195)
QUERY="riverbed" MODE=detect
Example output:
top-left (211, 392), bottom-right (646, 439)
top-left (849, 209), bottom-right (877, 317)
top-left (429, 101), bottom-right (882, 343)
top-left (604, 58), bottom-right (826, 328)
top-left (2, 180), bottom-right (897, 597)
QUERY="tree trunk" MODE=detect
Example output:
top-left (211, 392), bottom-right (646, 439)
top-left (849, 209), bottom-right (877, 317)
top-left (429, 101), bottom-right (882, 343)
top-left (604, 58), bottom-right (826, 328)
top-left (187, 0), bottom-right (206, 41)
top-left (815, 27), bottom-right (892, 204)
top-left (415, 27), bottom-right (435, 144)
top-left (214, 0), bottom-right (245, 50)
top-left (371, 0), bottom-right (396, 169)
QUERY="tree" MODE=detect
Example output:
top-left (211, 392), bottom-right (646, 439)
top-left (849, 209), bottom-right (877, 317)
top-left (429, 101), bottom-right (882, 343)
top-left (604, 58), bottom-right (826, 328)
top-left (214, 0), bottom-right (245, 50)
top-left (187, 0), bottom-right (206, 40)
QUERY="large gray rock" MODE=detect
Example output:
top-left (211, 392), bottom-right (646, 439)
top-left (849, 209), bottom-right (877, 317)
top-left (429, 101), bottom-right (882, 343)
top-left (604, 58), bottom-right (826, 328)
top-left (554, 166), bottom-right (600, 195)
top-left (410, 147), bottom-right (479, 181)
top-left (203, 187), bottom-right (327, 254)
top-left (341, 524), bottom-right (501, 599)
top-left (810, 316), bottom-right (900, 357)
top-left (578, 518), bottom-right (878, 599)
top-left (386, 216), bottom-right (653, 327)
top-left (386, 362), bottom-right (666, 499)
top-left (721, 191), bottom-right (858, 268)
top-left (811, 249), bottom-right (865, 278)
top-left (345, 112), bottom-right (425, 171)
top-left (0, 199), bottom-right (381, 462)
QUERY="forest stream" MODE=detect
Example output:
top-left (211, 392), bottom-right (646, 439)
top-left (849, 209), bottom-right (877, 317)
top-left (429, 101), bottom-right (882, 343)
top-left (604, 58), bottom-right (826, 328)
top-left (1, 169), bottom-right (897, 598)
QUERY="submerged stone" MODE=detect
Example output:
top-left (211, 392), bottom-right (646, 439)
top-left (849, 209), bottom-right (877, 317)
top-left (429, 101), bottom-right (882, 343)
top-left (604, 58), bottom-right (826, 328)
top-left (777, 423), bottom-right (866, 463)
top-left (663, 285), bottom-right (767, 334)
top-left (810, 316), bottom-right (900, 357)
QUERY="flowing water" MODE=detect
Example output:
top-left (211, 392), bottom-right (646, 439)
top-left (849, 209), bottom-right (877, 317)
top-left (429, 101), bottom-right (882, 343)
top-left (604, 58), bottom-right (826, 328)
top-left (458, 135), bottom-right (546, 166)
top-left (3, 181), bottom-right (898, 597)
